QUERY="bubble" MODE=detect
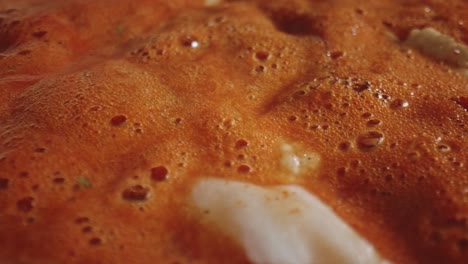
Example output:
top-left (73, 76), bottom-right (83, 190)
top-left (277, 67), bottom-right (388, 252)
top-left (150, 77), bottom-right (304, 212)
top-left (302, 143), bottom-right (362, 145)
top-left (451, 96), bottom-right (468, 110)
top-left (89, 237), bottom-right (102, 246)
top-left (356, 131), bottom-right (384, 151)
top-left (235, 139), bottom-right (249, 148)
top-left (436, 144), bottom-right (451, 153)
top-left (254, 51), bottom-right (270, 61)
top-left (53, 177), bottom-right (65, 184)
top-left (385, 174), bottom-right (393, 182)
top-left (75, 217), bottom-right (90, 224)
top-left (19, 171), bottom-right (29, 178)
top-left (367, 119), bottom-right (381, 126)
top-left (181, 35), bottom-right (199, 48)
top-left (122, 185), bottom-right (152, 201)
top-left (32, 31), bottom-right (47, 38)
top-left (110, 115), bottom-right (127, 126)
top-left (254, 65), bottom-right (266, 73)
top-left (338, 141), bottom-right (351, 152)
top-left (82, 226), bottom-right (93, 233)
top-left (88, 106), bottom-right (101, 112)
top-left (270, 13), bottom-right (316, 36)
top-left (287, 116), bottom-right (298, 121)
top-left (408, 151), bottom-right (420, 161)
top-left (337, 167), bottom-right (347, 176)
top-left (352, 81), bottom-right (371, 92)
top-left (390, 98), bottom-right (409, 109)
top-left (150, 166), bottom-right (169, 181)
top-left (17, 197), bottom-right (35, 212)
top-left (361, 112), bottom-right (372, 118)
top-left (0, 178), bottom-right (9, 189)
top-left (174, 117), bottom-right (183, 124)
top-left (237, 165), bottom-right (251, 173)
top-left (327, 51), bottom-right (344, 59)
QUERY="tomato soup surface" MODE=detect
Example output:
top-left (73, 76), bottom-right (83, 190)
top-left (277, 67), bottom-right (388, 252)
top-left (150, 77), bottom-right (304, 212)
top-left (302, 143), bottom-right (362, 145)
top-left (0, 0), bottom-right (466, 263)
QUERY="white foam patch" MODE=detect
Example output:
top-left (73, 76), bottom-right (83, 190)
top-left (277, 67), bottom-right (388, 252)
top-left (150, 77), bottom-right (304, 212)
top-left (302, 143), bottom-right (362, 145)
top-left (406, 27), bottom-right (468, 68)
top-left (191, 178), bottom-right (389, 264)
top-left (280, 143), bottom-right (320, 176)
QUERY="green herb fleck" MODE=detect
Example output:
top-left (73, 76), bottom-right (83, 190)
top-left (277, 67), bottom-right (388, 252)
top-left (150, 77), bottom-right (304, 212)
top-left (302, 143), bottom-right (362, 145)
top-left (116, 23), bottom-right (125, 38)
top-left (77, 177), bottom-right (92, 189)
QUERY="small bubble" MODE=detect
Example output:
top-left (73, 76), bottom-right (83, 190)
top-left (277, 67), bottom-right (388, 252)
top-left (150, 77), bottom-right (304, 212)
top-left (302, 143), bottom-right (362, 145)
top-left (89, 106), bottom-right (101, 112)
top-left (385, 174), bottom-right (393, 182)
top-left (32, 31), bottom-right (47, 38)
top-left (111, 115), bottom-right (127, 126)
top-left (122, 185), bottom-right (152, 201)
top-left (181, 35), bottom-right (199, 48)
top-left (338, 141), bottom-right (351, 152)
top-left (235, 139), bottom-right (249, 148)
top-left (237, 154), bottom-right (246, 160)
top-left (19, 171), bottom-right (29, 178)
top-left (353, 81), bottom-right (371, 92)
top-left (287, 116), bottom-right (298, 121)
top-left (53, 177), bottom-right (65, 184)
top-left (327, 51), bottom-right (344, 59)
top-left (436, 144), bottom-right (451, 153)
top-left (0, 178), bottom-right (9, 189)
top-left (356, 131), bottom-right (384, 151)
top-left (361, 112), bottom-right (372, 118)
top-left (367, 119), bottom-right (381, 127)
top-left (255, 65), bottom-right (266, 73)
top-left (254, 51), bottom-right (270, 61)
top-left (350, 159), bottom-right (361, 168)
top-left (35, 147), bottom-right (46, 153)
top-left (82, 226), bottom-right (93, 233)
top-left (89, 237), bottom-right (102, 246)
top-left (408, 151), bottom-right (420, 161)
top-left (150, 166), bottom-right (169, 182)
top-left (337, 167), bottom-right (347, 176)
top-left (75, 217), bottom-right (90, 224)
top-left (451, 96), bottom-right (468, 110)
top-left (237, 165), bottom-right (251, 173)
top-left (17, 197), bottom-right (35, 212)
top-left (390, 98), bottom-right (409, 109)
